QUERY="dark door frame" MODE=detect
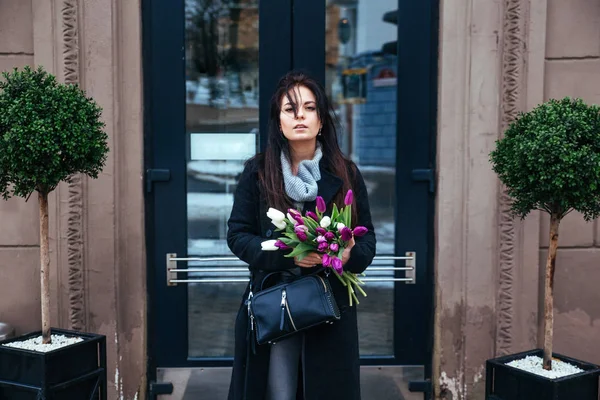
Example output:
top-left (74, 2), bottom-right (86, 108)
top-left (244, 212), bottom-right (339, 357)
top-left (142, 0), bottom-right (438, 392)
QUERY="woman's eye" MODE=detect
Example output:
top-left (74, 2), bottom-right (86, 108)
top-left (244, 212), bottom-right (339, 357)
top-left (306, 106), bottom-right (316, 111)
top-left (284, 108), bottom-right (293, 112)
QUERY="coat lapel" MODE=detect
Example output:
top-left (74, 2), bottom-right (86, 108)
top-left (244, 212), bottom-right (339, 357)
top-left (303, 167), bottom-right (343, 213)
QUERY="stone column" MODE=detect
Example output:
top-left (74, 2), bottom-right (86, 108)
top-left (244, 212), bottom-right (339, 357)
top-left (32, 1), bottom-right (145, 399)
top-left (434, 0), bottom-right (546, 398)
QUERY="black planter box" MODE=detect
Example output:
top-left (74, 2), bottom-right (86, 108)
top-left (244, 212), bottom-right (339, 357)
top-left (0, 328), bottom-right (106, 400)
top-left (486, 349), bottom-right (600, 400)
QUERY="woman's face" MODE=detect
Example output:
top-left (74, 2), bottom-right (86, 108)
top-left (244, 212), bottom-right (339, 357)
top-left (279, 85), bottom-right (322, 144)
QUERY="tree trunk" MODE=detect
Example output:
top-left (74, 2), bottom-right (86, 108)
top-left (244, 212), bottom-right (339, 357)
top-left (543, 212), bottom-right (560, 370)
top-left (39, 191), bottom-right (51, 344)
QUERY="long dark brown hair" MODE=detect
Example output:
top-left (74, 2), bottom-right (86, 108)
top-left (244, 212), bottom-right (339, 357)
top-left (257, 70), bottom-right (358, 224)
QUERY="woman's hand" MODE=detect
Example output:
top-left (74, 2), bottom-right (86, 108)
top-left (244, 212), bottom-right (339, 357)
top-left (341, 237), bottom-right (356, 265)
top-left (294, 252), bottom-right (323, 268)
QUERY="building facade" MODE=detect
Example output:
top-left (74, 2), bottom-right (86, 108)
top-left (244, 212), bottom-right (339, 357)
top-left (1, 0), bottom-right (599, 399)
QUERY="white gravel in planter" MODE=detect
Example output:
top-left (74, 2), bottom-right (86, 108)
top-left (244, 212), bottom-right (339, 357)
top-left (506, 355), bottom-right (584, 379)
top-left (1, 334), bottom-right (83, 353)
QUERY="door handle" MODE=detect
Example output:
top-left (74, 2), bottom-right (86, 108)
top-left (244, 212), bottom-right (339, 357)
top-left (146, 168), bottom-right (171, 193)
top-left (411, 168), bottom-right (435, 193)
top-left (166, 253), bottom-right (416, 285)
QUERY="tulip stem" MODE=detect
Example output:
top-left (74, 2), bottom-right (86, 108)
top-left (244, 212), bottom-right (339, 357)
top-left (354, 283), bottom-right (367, 297)
top-left (333, 270), bottom-right (347, 286)
top-left (348, 283), bottom-right (353, 306)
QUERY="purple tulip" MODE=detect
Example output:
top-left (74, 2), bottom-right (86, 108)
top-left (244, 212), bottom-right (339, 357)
top-left (344, 190), bottom-right (353, 206)
top-left (288, 209), bottom-right (304, 225)
top-left (340, 227), bottom-right (353, 241)
top-left (353, 226), bottom-right (368, 237)
top-left (318, 242), bottom-right (329, 253)
top-left (329, 243), bottom-right (339, 252)
top-left (306, 211), bottom-right (319, 221)
top-left (296, 231), bottom-right (308, 242)
top-left (316, 235), bottom-right (327, 243)
top-left (315, 227), bottom-right (326, 236)
top-left (331, 257), bottom-right (343, 274)
top-left (274, 240), bottom-right (290, 250)
top-left (294, 224), bottom-right (308, 233)
top-left (324, 231), bottom-right (335, 242)
top-left (322, 253), bottom-right (331, 267)
top-left (316, 196), bottom-right (326, 213)
top-left (294, 225), bottom-right (308, 242)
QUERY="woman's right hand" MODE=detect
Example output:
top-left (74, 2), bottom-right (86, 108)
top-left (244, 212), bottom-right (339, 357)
top-left (294, 252), bottom-right (323, 268)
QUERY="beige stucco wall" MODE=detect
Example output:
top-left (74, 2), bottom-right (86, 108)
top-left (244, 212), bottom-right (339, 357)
top-left (541, 0), bottom-right (600, 367)
top-left (2, 0), bottom-right (599, 399)
top-left (435, 0), bottom-right (600, 399)
top-left (0, 0), bottom-right (146, 399)
top-left (0, 0), bottom-right (42, 335)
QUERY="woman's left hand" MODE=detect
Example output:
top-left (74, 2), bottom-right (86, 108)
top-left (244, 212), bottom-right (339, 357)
top-left (341, 236), bottom-right (355, 265)
top-left (295, 252), bottom-right (323, 268)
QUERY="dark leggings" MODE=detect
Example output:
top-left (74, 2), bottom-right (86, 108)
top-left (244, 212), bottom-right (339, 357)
top-left (265, 333), bottom-right (305, 400)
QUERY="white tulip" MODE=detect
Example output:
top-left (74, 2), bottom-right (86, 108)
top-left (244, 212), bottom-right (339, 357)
top-left (266, 207), bottom-right (286, 223)
top-left (261, 240), bottom-right (278, 251)
top-left (272, 219), bottom-right (287, 230)
top-left (320, 216), bottom-right (331, 228)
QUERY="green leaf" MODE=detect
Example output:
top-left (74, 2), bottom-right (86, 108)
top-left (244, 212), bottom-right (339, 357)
top-left (278, 237), bottom-right (299, 247)
top-left (285, 223), bottom-right (294, 235)
top-left (0, 66), bottom-right (108, 199)
top-left (332, 203), bottom-right (339, 221)
top-left (303, 216), bottom-right (319, 232)
top-left (489, 97), bottom-right (600, 222)
top-left (344, 205), bottom-right (352, 227)
top-left (283, 232), bottom-right (298, 241)
top-left (284, 242), bottom-right (315, 258)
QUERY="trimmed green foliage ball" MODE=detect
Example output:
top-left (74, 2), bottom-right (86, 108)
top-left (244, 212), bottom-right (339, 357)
top-left (490, 97), bottom-right (600, 220)
top-left (0, 66), bottom-right (109, 199)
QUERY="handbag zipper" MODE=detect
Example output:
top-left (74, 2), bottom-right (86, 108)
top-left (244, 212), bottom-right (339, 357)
top-left (317, 276), bottom-right (328, 292)
top-left (279, 290), bottom-right (286, 331)
top-left (247, 291), bottom-right (254, 331)
top-left (318, 277), bottom-right (339, 319)
top-left (280, 289), bottom-right (297, 331)
top-left (285, 300), bottom-right (297, 331)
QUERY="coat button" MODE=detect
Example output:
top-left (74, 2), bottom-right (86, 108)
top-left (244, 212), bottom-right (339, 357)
top-left (265, 229), bottom-right (273, 237)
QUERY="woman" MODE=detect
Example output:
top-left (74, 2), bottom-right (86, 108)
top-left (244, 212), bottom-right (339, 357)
top-left (227, 70), bottom-right (376, 400)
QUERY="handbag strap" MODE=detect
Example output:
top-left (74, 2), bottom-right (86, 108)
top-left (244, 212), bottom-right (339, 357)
top-left (259, 267), bottom-right (326, 291)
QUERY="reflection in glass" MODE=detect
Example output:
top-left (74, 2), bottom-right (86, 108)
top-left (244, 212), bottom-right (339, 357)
top-left (185, 0), bottom-right (259, 358)
top-left (326, 0), bottom-right (398, 357)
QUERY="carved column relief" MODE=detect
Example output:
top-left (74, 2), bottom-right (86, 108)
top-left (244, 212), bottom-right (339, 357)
top-left (61, 0), bottom-right (86, 332)
top-left (497, 0), bottom-right (527, 356)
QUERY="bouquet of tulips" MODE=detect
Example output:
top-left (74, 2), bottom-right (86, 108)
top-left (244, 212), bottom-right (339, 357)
top-left (261, 190), bottom-right (368, 306)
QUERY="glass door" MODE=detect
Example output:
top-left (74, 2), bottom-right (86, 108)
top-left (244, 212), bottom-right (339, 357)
top-left (144, 0), bottom-right (437, 398)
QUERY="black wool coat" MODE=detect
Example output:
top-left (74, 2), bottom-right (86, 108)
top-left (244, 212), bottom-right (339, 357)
top-left (226, 156), bottom-right (376, 400)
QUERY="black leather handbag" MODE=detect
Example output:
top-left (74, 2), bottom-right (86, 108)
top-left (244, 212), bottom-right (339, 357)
top-left (247, 269), bottom-right (340, 345)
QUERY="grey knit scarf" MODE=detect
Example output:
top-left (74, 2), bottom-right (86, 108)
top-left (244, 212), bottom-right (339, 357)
top-left (280, 144), bottom-right (323, 204)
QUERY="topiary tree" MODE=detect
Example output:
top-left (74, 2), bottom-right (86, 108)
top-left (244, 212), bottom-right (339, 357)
top-left (490, 97), bottom-right (600, 370)
top-left (0, 66), bottom-right (109, 344)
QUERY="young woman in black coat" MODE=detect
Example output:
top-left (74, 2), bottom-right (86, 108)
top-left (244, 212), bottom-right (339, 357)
top-left (226, 70), bottom-right (376, 400)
